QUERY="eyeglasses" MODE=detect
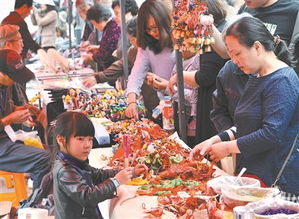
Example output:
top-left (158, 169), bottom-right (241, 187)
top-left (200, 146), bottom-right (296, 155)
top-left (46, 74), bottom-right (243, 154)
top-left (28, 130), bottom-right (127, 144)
top-left (146, 26), bottom-right (159, 33)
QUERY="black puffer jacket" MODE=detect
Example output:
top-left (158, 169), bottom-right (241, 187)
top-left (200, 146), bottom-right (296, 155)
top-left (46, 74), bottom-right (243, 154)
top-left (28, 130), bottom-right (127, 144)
top-left (53, 153), bottom-right (120, 219)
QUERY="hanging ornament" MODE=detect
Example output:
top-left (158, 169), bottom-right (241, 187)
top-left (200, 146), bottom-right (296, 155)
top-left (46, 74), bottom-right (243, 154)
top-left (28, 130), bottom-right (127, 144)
top-left (172, 0), bottom-right (215, 54)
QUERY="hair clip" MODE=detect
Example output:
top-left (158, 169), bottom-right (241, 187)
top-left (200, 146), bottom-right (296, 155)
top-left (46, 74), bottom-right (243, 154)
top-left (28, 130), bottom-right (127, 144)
top-left (273, 35), bottom-right (281, 45)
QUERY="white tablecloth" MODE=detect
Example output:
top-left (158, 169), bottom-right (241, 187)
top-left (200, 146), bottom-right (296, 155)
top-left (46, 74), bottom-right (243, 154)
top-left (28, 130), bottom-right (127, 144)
top-left (89, 148), bottom-right (112, 219)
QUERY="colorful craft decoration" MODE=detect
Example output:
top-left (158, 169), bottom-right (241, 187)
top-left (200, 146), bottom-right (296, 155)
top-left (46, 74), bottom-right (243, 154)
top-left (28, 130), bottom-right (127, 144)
top-left (62, 89), bottom-right (145, 121)
top-left (172, 0), bottom-right (215, 54)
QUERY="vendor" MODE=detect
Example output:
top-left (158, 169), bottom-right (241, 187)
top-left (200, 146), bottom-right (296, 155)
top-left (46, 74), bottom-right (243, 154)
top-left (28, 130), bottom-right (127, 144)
top-left (0, 24), bottom-right (50, 190)
top-left (1, 0), bottom-right (68, 104)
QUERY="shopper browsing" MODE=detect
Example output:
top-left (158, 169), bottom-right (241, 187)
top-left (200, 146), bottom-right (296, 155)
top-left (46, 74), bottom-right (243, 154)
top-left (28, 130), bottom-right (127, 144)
top-left (190, 16), bottom-right (299, 202)
top-left (125, 0), bottom-right (175, 119)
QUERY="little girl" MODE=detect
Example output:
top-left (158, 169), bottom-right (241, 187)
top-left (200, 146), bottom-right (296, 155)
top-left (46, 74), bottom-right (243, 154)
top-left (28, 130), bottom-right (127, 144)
top-left (52, 111), bottom-right (147, 219)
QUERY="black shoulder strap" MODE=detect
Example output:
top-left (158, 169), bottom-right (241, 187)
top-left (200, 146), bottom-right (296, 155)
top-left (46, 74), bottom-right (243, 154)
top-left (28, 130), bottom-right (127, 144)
top-left (272, 134), bottom-right (298, 187)
top-left (289, 10), bottom-right (299, 51)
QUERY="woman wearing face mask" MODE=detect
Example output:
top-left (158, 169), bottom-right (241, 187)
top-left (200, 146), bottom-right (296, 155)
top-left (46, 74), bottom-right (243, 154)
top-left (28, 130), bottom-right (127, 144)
top-left (125, 0), bottom-right (175, 120)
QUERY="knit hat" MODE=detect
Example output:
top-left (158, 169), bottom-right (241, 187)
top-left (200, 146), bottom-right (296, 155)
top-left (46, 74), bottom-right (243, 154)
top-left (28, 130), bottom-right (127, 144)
top-left (0, 25), bottom-right (19, 44)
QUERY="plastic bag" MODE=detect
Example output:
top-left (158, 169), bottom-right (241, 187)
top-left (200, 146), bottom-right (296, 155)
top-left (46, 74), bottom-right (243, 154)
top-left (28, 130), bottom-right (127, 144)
top-left (4, 125), bottom-right (43, 149)
top-left (221, 187), bottom-right (280, 209)
top-left (207, 176), bottom-right (260, 195)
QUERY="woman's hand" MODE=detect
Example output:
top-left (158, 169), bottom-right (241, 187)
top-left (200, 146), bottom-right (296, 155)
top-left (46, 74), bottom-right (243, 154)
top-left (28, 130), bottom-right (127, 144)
top-left (145, 73), bottom-right (168, 90)
top-left (87, 45), bottom-right (100, 53)
top-left (125, 93), bottom-right (138, 119)
top-left (133, 164), bottom-right (148, 177)
top-left (189, 136), bottom-right (221, 161)
top-left (152, 76), bottom-right (168, 90)
top-left (79, 41), bottom-right (90, 51)
top-left (145, 72), bottom-right (155, 86)
top-left (114, 168), bottom-right (133, 185)
top-left (167, 74), bottom-right (177, 95)
top-left (125, 102), bottom-right (138, 120)
top-left (82, 53), bottom-right (93, 63)
top-left (205, 142), bottom-right (231, 162)
top-left (82, 76), bottom-right (97, 88)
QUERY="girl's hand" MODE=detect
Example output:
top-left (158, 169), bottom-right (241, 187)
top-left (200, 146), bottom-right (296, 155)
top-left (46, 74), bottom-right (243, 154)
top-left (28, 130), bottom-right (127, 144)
top-left (133, 164), bottom-right (148, 177)
top-left (125, 102), bottom-right (138, 120)
top-left (114, 168), bottom-right (133, 185)
top-left (82, 76), bottom-right (97, 88)
top-left (167, 74), bottom-right (177, 95)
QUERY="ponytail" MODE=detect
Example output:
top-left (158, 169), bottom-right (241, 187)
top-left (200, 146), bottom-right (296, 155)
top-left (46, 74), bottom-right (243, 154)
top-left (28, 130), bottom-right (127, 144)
top-left (273, 37), bottom-right (294, 67)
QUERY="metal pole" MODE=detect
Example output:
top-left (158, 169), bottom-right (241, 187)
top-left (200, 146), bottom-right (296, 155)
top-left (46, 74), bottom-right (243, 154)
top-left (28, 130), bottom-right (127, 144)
top-left (175, 50), bottom-right (187, 142)
top-left (68, 0), bottom-right (72, 52)
top-left (120, 0), bottom-right (129, 89)
top-left (93, 0), bottom-right (99, 45)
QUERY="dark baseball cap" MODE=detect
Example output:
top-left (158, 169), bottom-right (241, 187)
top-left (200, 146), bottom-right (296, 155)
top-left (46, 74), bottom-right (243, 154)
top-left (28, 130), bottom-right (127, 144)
top-left (0, 50), bottom-right (35, 83)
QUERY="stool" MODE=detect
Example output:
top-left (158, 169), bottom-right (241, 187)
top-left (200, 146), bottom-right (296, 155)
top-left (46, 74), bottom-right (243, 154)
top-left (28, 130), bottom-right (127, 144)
top-left (0, 171), bottom-right (28, 206)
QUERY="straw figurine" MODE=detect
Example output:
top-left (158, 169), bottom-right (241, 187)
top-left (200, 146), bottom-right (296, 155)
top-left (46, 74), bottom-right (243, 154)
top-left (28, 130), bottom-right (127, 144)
top-left (172, 0), bottom-right (215, 54)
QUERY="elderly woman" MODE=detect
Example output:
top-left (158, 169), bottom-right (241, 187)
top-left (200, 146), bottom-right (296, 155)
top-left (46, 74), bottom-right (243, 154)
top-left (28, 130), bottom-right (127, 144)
top-left (82, 3), bottom-right (121, 71)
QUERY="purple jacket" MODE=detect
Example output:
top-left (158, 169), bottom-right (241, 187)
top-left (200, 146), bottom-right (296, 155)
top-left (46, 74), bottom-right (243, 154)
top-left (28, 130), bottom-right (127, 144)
top-left (92, 19), bottom-right (121, 71)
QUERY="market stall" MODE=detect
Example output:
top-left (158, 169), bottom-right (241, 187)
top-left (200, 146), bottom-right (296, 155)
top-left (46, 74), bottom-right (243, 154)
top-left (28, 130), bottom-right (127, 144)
top-left (86, 119), bottom-right (299, 219)
top-left (3, 0), bottom-right (297, 218)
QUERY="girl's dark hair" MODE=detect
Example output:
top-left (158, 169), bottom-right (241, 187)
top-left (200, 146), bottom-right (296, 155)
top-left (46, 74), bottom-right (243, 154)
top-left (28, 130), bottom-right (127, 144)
top-left (137, 0), bottom-right (173, 54)
top-left (112, 0), bottom-right (138, 16)
top-left (54, 111), bottom-right (95, 152)
top-left (87, 3), bottom-right (112, 23)
top-left (206, 0), bottom-right (227, 27)
top-left (126, 16), bottom-right (137, 37)
top-left (224, 16), bottom-right (293, 66)
top-left (15, 0), bottom-right (33, 9)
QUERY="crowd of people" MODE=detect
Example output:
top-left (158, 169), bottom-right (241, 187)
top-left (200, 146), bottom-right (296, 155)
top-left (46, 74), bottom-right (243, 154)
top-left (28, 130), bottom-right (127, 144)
top-left (0, 0), bottom-right (298, 218)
